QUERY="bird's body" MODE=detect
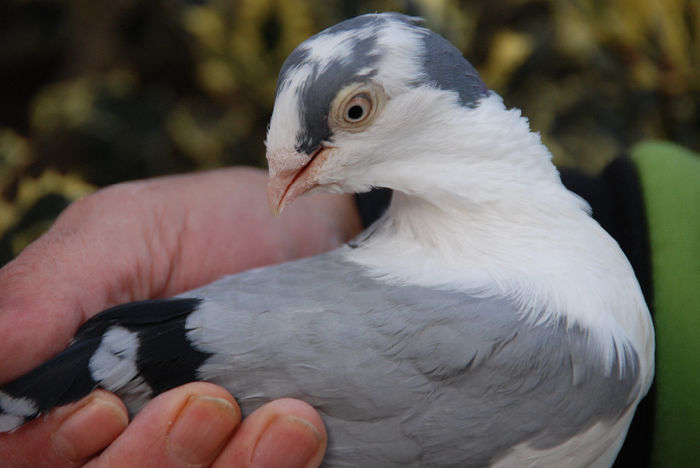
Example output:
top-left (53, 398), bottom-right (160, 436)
top-left (0, 13), bottom-right (653, 467)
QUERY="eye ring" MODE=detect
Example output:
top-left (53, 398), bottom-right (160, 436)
top-left (330, 82), bottom-right (386, 132)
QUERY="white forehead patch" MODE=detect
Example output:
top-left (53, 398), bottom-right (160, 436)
top-left (373, 21), bottom-right (426, 96)
top-left (266, 71), bottom-right (304, 153)
top-left (302, 28), bottom-right (366, 71)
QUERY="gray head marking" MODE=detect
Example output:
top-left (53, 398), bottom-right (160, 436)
top-left (276, 13), bottom-right (488, 155)
top-left (418, 27), bottom-right (488, 107)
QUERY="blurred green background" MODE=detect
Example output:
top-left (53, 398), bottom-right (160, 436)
top-left (0, 0), bottom-right (698, 264)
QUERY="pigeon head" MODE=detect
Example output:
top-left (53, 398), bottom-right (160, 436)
top-left (265, 13), bottom-right (489, 214)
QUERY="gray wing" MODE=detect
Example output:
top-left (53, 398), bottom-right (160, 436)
top-left (184, 247), bottom-right (642, 467)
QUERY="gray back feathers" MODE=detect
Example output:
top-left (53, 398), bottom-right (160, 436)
top-left (185, 247), bottom-right (640, 466)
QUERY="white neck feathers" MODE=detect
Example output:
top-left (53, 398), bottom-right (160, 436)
top-left (344, 92), bottom-right (653, 376)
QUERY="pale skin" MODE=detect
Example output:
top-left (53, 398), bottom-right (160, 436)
top-left (0, 167), bottom-right (364, 467)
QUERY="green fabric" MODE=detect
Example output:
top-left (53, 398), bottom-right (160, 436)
top-left (630, 141), bottom-right (700, 467)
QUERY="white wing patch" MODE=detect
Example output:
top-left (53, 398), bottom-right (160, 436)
top-left (89, 326), bottom-right (153, 413)
top-left (0, 391), bottom-right (37, 432)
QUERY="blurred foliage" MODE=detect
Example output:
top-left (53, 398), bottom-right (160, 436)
top-left (0, 0), bottom-right (698, 263)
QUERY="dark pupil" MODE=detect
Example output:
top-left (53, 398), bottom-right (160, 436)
top-left (347, 105), bottom-right (364, 120)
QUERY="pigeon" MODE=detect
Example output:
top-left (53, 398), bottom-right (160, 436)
top-left (0, 13), bottom-right (654, 467)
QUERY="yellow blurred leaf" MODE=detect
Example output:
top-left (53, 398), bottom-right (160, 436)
top-left (30, 80), bottom-right (96, 133)
top-left (197, 59), bottom-right (238, 95)
top-left (167, 104), bottom-right (224, 168)
top-left (183, 6), bottom-right (227, 52)
top-left (0, 129), bottom-right (30, 185)
top-left (555, 4), bottom-right (598, 60)
top-left (16, 170), bottom-right (96, 203)
top-left (481, 30), bottom-right (534, 91)
top-left (0, 169), bottom-right (96, 242)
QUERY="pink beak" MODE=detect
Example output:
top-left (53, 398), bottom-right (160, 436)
top-left (266, 146), bottom-right (329, 215)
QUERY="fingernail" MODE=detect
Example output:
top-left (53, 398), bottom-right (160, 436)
top-left (252, 415), bottom-right (324, 468)
top-left (167, 395), bottom-right (240, 465)
top-left (52, 394), bottom-right (129, 462)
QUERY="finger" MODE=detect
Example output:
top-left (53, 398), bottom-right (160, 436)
top-left (214, 398), bottom-right (326, 468)
top-left (0, 390), bottom-right (128, 467)
top-left (86, 382), bottom-right (240, 468)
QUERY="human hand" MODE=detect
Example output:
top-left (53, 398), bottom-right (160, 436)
top-left (0, 167), bottom-right (361, 466)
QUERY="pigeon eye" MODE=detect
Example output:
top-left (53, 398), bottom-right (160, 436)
top-left (344, 95), bottom-right (371, 122)
top-left (330, 82), bottom-right (385, 132)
